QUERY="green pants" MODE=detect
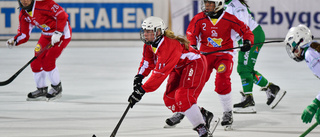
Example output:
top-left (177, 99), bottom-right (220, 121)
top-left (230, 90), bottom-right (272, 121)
top-left (237, 25), bottom-right (268, 94)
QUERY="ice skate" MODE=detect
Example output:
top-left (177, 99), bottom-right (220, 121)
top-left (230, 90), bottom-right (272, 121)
top-left (27, 87), bottom-right (48, 101)
top-left (208, 117), bottom-right (220, 136)
top-left (233, 93), bottom-right (257, 114)
top-left (261, 82), bottom-right (286, 109)
top-left (221, 111), bottom-right (233, 131)
top-left (193, 124), bottom-right (210, 137)
top-left (164, 112), bottom-right (184, 128)
top-left (46, 82), bottom-right (62, 101)
top-left (200, 107), bottom-right (213, 129)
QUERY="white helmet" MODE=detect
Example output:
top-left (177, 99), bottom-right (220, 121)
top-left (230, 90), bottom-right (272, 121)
top-left (285, 24), bottom-right (313, 62)
top-left (140, 16), bottom-right (167, 45)
top-left (201, 0), bottom-right (225, 16)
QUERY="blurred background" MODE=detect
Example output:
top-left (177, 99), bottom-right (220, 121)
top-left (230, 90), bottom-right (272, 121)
top-left (1, 0), bottom-right (319, 41)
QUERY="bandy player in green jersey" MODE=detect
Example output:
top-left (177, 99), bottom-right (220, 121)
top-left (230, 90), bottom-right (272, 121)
top-left (224, 0), bottom-right (286, 113)
top-left (285, 24), bottom-right (320, 126)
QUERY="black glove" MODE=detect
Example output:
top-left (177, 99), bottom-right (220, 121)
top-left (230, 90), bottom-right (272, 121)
top-left (240, 40), bottom-right (251, 52)
top-left (128, 86), bottom-right (145, 108)
top-left (133, 74), bottom-right (144, 90)
top-left (191, 45), bottom-right (198, 50)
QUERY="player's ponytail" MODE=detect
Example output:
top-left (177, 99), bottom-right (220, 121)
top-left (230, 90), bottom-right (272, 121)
top-left (310, 42), bottom-right (320, 53)
top-left (164, 30), bottom-right (190, 50)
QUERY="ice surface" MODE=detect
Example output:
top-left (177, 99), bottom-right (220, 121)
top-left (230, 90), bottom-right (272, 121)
top-left (0, 41), bottom-right (319, 137)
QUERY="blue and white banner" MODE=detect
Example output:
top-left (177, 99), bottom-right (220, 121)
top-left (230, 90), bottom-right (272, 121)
top-left (170, 0), bottom-right (320, 39)
top-left (0, 0), bottom-right (169, 40)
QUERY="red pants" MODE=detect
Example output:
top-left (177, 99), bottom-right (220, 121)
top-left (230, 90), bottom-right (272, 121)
top-left (205, 53), bottom-right (234, 95)
top-left (163, 56), bottom-right (207, 112)
top-left (30, 34), bottom-right (71, 72)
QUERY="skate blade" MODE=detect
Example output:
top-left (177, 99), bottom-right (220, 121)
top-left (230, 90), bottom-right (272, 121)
top-left (46, 93), bottom-right (62, 102)
top-left (270, 90), bottom-right (286, 109)
top-left (224, 125), bottom-right (233, 131)
top-left (163, 124), bottom-right (176, 128)
top-left (208, 117), bottom-right (220, 136)
top-left (233, 106), bottom-right (257, 114)
top-left (26, 97), bottom-right (47, 101)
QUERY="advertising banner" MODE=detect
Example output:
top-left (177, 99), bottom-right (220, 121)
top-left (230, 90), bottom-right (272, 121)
top-left (0, 0), bottom-right (169, 40)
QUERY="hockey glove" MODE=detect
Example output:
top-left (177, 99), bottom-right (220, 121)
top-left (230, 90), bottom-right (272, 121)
top-left (128, 86), bottom-right (145, 108)
top-left (133, 74), bottom-right (144, 91)
top-left (191, 45), bottom-right (198, 50)
top-left (240, 40), bottom-right (251, 52)
top-left (6, 37), bottom-right (16, 49)
top-left (51, 31), bottom-right (63, 46)
top-left (301, 98), bottom-right (320, 124)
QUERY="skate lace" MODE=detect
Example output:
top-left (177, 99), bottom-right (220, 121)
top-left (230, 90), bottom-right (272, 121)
top-left (266, 87), bottom-right (279, 99)
top-left (196, 125), bottom-right (207, 136)
top-left (31, 90), bottom-right (42, 95)
top-left (222, 111), bottom-right (232, 121)
top-left (265, 89), bottom-right (274, 98)
top-left (48, 88), bottom-right (58, 95)
top-left (169, 113), bottom-right (184, 122)
top-left (265, 84), bottom-right (280, 99)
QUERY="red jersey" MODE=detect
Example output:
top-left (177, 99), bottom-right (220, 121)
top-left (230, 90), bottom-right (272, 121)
top-left (14, 0), bottom-right (70, 45)
top-left (138, 36), bottom-right (202, 93)
top-left (186, 11), bottom-right (254, 54)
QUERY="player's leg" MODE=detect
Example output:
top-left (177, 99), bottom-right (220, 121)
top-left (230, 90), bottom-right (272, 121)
top-left (27, 70), bottom-right (48, 101)
top-left (251, 26), bottom-right (285, 107)
top-left (163, 71), bottom-right (185, 127)
top-left (27, 36), bottom-right (51, 101)
top-left (235, 66), bottom-right (255, 106)
top-left (177, 58), bottom-right (213, 136)
top-left (43, 38), bottom-right (70, 100)
top-left (214, 55), bottom-right (233, 129)
top-left (234, 64), bottom-right (256, 113)
top-left (234, 25), bottom-right (265, 112)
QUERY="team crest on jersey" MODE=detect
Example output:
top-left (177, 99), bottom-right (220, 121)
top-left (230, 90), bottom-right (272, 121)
top-left (254, 74), bottom-right (263, 83)
top-left (217, 63), bottom-right (226, 73)
top-left (35, 44), bottom-right (41, 52)
top-left (254, 46), bottom-right (259, 53)
top-left (211, 30), bottom-right (218, 37)
top-left (207, 37), bottom-right (223, 48)
top-left (40, 24), bottom-right (51, 31)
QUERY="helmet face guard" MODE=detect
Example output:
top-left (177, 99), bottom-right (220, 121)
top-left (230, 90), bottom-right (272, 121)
top-left (140, 16), bottom-right (166, 45)
top-left (140, 29), bottom-right (157, 45)
top-left (201, 0), bottom-right (225, 16)
top-left (285, 43), bottom-right (304, 62)
top-left (18, 0), bottom-right (34, 11)
top-left (285, 24), bottom-right (313, 62)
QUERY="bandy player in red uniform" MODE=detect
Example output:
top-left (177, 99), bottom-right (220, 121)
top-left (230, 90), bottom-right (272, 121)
top-left (6, 0), bottom-right (72, 101)
top-left (128, 16), bottom-right (214, 137)
top-left (167, 0), bottom-right (253, 130)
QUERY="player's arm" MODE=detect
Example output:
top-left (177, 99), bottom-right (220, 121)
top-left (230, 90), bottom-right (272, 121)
top-left (233, 6), bottom-right (250, 25)
top-left (186, 17), bottom-right (201, 48)
top-left (6, 12), bottom-right (34, 48)
top-left (48, 1), bottom-right (68, 32)
top-left (47, 1), bottom-right (69, 45)
top-left (142, 46), bottom-right (181, 93)
top-left (233, 17), bottom-right (254, 44)
top-left (137, 45), bottom-right (156, 77)
top-left (231, 16), bottom-right (254, 52)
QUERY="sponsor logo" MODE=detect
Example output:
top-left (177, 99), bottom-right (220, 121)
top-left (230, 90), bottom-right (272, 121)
top-left (207, 37), bottom-right (223, 47)
top-left (34, 44), bottom-right (41, 52)
top-left (217, 63), bottom-right (226, 73)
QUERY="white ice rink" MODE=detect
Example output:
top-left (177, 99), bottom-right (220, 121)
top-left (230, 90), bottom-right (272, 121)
top-left (0, 41), bottom-right (319, 137)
